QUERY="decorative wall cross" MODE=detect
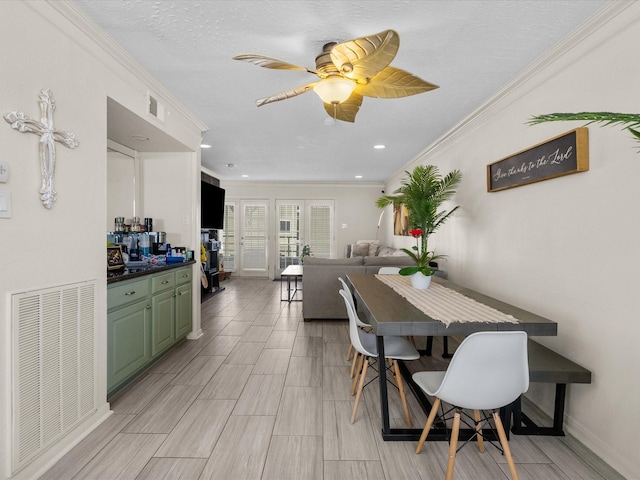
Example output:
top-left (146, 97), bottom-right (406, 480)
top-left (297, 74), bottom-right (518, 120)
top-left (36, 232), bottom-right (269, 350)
top-left (4, 89), bottom-right (79, 209)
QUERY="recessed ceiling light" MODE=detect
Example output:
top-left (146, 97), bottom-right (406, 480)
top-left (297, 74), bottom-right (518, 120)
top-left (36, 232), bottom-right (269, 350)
top-left (201, 143), bottom-right (212, 148)
top-left (226, 163), bottom-right (236, 169)
top-left (374, 144), bottom-right (386, 149)
top-left (355, 175), bottom-right (363, 179)
top-left (131, 135), bottom-right (149, 141)
top-left (241, 174), bottom-right (249, 178)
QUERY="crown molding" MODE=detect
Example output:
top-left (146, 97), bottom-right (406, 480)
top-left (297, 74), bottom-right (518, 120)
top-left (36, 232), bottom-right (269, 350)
top-left (391, 0), bottom-right (635, 181)
top-left (221, 181), bottom-right (384, 189)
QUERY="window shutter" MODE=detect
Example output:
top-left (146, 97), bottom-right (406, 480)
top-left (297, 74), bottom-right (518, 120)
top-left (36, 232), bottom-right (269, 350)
top-left (222, 203), bottom-right (235, 271)
top-left (307, 203), bottom-right (333, 258)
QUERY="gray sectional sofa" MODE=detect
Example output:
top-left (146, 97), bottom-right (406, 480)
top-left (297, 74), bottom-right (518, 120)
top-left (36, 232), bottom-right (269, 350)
top-left (301, 253), bottom-right (414, 320)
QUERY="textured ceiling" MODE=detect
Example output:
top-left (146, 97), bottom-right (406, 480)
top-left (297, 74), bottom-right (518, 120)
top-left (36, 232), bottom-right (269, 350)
top-left (73, 0), bottom-right (607, 183)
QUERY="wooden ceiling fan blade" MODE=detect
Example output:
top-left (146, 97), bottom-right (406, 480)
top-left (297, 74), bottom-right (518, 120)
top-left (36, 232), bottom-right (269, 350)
top-left (233, 54), bottom-right (316, 74)
top-left (322, 93), bottom-right (363, 123)
top-left (256, 83), bottom-right (318, 107)
top-left (236, 30), bottom-right (434, 120)
top-left (357, 66), bottom-right (439, 98)
top-left (330, 30), bottom-right (399, 80)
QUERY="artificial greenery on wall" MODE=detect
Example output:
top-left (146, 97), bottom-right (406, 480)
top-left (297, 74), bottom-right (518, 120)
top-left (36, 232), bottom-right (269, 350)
top-left (528, 112), bottom-right (640, 152)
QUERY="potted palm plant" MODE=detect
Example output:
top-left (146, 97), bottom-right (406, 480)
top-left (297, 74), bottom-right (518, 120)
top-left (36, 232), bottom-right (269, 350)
top-left (376, 165), bottom-right (462, 288)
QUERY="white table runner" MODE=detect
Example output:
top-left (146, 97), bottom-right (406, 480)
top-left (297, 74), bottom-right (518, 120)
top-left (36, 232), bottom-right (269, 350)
top-left (375, 274), bottom-right (519, 327)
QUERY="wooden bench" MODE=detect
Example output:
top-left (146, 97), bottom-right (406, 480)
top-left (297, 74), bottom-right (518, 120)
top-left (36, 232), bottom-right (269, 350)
top-left (510, 339), bottom-right (592, 436)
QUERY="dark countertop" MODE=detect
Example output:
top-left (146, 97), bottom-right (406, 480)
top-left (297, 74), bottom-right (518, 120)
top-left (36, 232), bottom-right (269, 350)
top-left (107, 260), bottom-right (196, 285)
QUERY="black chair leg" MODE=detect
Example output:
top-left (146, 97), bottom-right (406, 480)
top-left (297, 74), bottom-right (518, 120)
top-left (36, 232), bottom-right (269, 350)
top-left (425, 336), bottom-right (434, 356)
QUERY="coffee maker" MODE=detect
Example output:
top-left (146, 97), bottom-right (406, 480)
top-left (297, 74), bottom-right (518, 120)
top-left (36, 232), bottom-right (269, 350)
top-left (149, 231), bottom-right (167, 254)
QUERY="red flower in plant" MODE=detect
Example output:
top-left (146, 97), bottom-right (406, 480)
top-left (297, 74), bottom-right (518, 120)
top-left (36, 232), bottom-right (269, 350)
top-left (409, 229), bottom-right (423, 238)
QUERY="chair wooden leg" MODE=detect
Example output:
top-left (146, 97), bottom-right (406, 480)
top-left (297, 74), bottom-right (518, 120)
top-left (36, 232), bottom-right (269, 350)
top-left (445, 410), bottom-right (462, 480)
top-left (492, 411), bottom-right (519, 480)
top-left (416, 397), bottom-right (441, 453)
top-left (349, 350), bottom-right (359, 378)
top-left (346, 343), bottom-right (353, 361)
top-left (351, 354), bottom-right (364, 395)
top-left (474, 409), bottom-right (485, 453)
top-left (351, 358), bottom-right (369, 424)
top-left (392, 360), bottom-right (412, 428)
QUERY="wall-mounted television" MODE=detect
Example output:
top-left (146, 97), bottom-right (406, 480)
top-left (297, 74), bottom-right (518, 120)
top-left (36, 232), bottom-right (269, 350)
top-left (201, 181), bottom-right (225, 229)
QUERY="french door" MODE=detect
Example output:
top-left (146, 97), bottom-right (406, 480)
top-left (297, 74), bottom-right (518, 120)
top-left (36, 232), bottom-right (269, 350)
top-left (223, 199), bottom-right (333, 278)
top-left (275, 200), bottom-right (334, 276)
top-left (239, 200), bottom-right (269, 277)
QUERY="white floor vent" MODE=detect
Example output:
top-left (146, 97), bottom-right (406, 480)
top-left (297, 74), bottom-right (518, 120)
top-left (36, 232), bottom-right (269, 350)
top-left (11, 280), bottom-right (97, 474)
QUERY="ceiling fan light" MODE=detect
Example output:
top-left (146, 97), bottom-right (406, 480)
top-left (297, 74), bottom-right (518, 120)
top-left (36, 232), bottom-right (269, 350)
top-left (313, 77), bottom-right (356, 104)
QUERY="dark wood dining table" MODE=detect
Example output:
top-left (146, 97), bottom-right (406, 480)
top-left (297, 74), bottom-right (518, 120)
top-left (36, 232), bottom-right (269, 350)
top-left (346, 273), bottom-right (558, 441)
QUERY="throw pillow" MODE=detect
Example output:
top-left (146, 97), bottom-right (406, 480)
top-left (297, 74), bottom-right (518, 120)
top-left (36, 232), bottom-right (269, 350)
top-left (357, 239), bottom-right (380, 256)
top-left (350, 243), bottom-right (370, 257)
top-left (377, 246), bottom-right (396, 256)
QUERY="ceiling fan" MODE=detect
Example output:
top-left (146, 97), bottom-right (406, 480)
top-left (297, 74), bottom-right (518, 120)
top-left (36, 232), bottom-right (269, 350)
top-left (233, 29), bottom-right (438, 122)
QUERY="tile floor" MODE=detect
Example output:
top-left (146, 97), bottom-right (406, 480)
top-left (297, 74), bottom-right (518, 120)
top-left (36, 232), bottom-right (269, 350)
top-left (41, 277), bottom-right (622, 480)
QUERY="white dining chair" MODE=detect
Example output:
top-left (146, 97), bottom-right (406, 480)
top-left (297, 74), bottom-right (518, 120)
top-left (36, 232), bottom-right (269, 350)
top-left (339, 289), bottom-right (420, 426)
top-left (412, 331), bottom-right (529, 480)
top-left (338, 276), bottom-right (369, 329)
top-left (338, 277), bottom-right (372, 379)
top-left (378, 266), bottom-right (401, 275)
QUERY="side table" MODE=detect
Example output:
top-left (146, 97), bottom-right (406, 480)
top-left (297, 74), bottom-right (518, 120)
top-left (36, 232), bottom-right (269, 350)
top-left (280, 265), bottom-right (303, 302)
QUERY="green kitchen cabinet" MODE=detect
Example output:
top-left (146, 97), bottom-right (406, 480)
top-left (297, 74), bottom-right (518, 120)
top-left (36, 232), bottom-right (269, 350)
top-left (151, 288), bottom-right (176, 356)
top-left (174, 266), bottom-right (193, 286)
top-left (107, 299), bottom-right (151, 391)
top-left (107, 263), bottom-right (194, 396)
top-left (175, 282), bottom-right (193, 339)
top-left (174, 265), bottom-right (194, 340)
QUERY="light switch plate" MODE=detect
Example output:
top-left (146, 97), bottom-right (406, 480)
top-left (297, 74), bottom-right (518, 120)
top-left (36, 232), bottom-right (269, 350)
top-left (0, 189), bottom-right (12, 218)
top-left (0, 161), bottom-right (8, 183)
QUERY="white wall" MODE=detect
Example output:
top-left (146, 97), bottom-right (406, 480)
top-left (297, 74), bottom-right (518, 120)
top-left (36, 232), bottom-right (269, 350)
top-left (140, 152), bottom-right (197, 247)
top-left (222, 182), bottom-right (385, 276)
top-left (0, 2), bottom-right (204, 478)
top-left (107, 149), bottom-right (136, 230)
top-left (381, 3), bottom-right (639, 477)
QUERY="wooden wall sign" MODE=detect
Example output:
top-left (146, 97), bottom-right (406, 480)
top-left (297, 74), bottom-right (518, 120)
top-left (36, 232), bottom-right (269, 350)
top-left (487, 127), bottom-right (589, 192)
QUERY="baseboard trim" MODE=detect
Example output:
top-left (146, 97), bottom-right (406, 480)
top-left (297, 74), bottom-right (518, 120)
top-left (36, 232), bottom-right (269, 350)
top-left (11, 404), bottom-right (112, 480)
